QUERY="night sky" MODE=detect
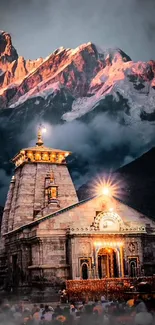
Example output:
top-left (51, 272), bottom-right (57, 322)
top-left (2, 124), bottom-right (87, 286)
top-left (0, 0), bottom-right (155, 61)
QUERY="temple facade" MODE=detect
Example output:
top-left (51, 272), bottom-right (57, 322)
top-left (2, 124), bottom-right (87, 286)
top-left (1, 128), bottom-right (155, 289)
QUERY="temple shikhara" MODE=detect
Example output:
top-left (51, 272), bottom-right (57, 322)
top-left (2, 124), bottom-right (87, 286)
top-left (0, 127), bottom-right (155, 291)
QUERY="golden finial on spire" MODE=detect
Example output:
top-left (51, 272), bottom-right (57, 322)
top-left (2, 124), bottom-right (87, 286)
top-left (36, 124), bottom-right (46, 147)
top-left (12, 123), bottom-right (71, 167)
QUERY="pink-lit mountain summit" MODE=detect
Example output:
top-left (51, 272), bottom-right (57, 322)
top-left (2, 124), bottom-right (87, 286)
top-left (0, 31), bottom-right (155, 207)
top-left (0, 30), bottom-right (155, 125)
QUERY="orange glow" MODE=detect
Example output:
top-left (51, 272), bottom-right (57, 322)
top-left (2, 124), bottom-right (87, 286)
top-left (94, 241), bottom-right (124, 247)
top-left (93, 173), bottom-right (122, 198)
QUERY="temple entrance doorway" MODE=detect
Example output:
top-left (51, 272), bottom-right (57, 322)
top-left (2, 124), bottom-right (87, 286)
top-left (81, 263), bottom-right (88, 279)
top-left (12, 254), bottom-right (19, 288)
top-left (129, 258), bottom-right (138, 277)
top-left (98, 248), bottom-right (119, 278)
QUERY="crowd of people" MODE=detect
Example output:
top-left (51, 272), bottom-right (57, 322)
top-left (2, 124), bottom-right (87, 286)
top-left (0, 295), bottom-right (154, 325)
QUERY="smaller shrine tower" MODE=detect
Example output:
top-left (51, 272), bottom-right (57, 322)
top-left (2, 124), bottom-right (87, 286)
top-left (1, 126), bottom-right (78, 235)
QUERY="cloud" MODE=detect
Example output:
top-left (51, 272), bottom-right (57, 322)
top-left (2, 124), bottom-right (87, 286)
top-left (31, 114), bottom-right (155, 185)
top-left (0, 111), bottom-right (155, 205)
top-left (48, 114), bottom-right (155, 159)
top-left (0, 0), bottom-right (155, 61)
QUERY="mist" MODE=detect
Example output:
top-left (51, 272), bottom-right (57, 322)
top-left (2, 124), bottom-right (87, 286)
top-left (0, 0), bottom-right (155, 61)
top-left (0, 107), bottom-right (155, 207)
top-left (26, 113), bottom-right (155, 187)
top-left (40, 114), bottom-right (155, 160)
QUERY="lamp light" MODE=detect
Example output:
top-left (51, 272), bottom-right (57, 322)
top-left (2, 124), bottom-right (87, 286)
top-left (102, 187), bottom-right (110, 196)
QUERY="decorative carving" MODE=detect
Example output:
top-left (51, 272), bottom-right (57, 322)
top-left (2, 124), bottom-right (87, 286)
top-left (128, 242), bottom-right (136, 253)
top-left (46, 186), bottom-right (58, 203)
top-left (44, 170), bottom-right (59, 205)
top-left (93, 211), bottom-right (123, 232)
top-left (50, 153), bottom-right (56, 163)
top-left (80, 258), bottom-right (91, 267)
top-left (35, 152), bottom-right (41, 161)
top-left (12, 130), bottom-right (71, 168)
top-left (14, 149), bottom-right (69, 166)
top-left (120, 225), bottom-right (146, 232)
top-left (78, 242), bottom-right (91, 255)
top-left (126, 241), bottom-right (138, 256)
top-left (42, 152), bottom-right (49, 161)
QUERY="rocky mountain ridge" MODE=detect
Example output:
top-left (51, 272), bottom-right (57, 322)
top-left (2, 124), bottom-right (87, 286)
top-left (0, 31), bottom-right (43, 89)
top-left (1, 30), bottom-right (155, 124)
top-left (0, 31), bottom-right (155, 205)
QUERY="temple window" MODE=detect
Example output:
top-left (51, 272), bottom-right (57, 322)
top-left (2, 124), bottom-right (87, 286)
top-left (51, 187), bottom-right (57, 199)
top-left (81, 263), bottom-right (88, 280)
top-left (45, 171), bottom-right (59, 204)
top-left (47, 186), bottom-right (58, 202)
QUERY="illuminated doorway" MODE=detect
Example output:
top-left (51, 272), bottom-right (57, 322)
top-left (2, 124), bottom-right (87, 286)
top-left (98, 248), bottom-right (119, 278)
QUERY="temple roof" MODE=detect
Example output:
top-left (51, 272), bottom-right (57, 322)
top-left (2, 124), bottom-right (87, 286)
top-left (12, 125), bottom-right (71, 167)
top-left (21, 146), bottom-right (68, 153)
top-left (4, 194), bottom-right (152, 236)
top-left (4, 195), bottom-right (97, 235)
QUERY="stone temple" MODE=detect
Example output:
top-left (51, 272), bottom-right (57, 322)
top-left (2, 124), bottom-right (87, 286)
top-left (0, 127), bottom-right (155, 290)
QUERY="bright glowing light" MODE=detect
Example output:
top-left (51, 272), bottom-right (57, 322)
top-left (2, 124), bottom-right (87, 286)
top-left (109, 207), bottom-right (114, 212)
top-left (94, 241), bottom-right (124, 248)
top-left (92, 173), bottom-right (123, 198)
top-left (42, 127), bottom-right (47, 133)
top-left (102, 187), bottom-right (110, 196)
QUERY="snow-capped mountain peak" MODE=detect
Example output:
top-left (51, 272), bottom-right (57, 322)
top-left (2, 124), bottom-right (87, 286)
top-left (0, 31), bottom-right (155, 201)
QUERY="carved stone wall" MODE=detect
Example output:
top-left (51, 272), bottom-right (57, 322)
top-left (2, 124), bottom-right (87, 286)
top-left (70, 237), bottom-right (93, 279)
top-left (2, 187), bottom-right (155, 288)
top-left (123, 236), bottom-right (143, 276)
top-left (1, 178), bottom-right (15, 237)
top-left (142, 236), bottom-right (155, 275)
top-left (41, 238), bottom-right (66, 266)
top-left (3, 230), bottom-right (155, 287)
top-left (124, 237), bottom-right (142, 259)
top-left (30, 237), bottom-right (70, 281)
top-left (1, 162), bottom-right (78, 232)
top-left (4, 239), bottom-right (31, 287)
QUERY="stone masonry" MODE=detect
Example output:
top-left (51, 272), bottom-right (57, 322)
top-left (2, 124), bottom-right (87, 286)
top-left (1, 132), bottom-right (155, 292)
top-left (1, 162), bottom-right (78, 234)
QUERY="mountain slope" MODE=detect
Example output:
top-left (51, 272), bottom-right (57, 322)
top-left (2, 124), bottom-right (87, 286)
top-left (1, 31), bottom-right (155, 124)
top-left (77, 148), bottom-right (155, 218)
top-left (116, 148), bottom-right (155, 217)
top-left (0, 31), bottom-right (155, 205)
